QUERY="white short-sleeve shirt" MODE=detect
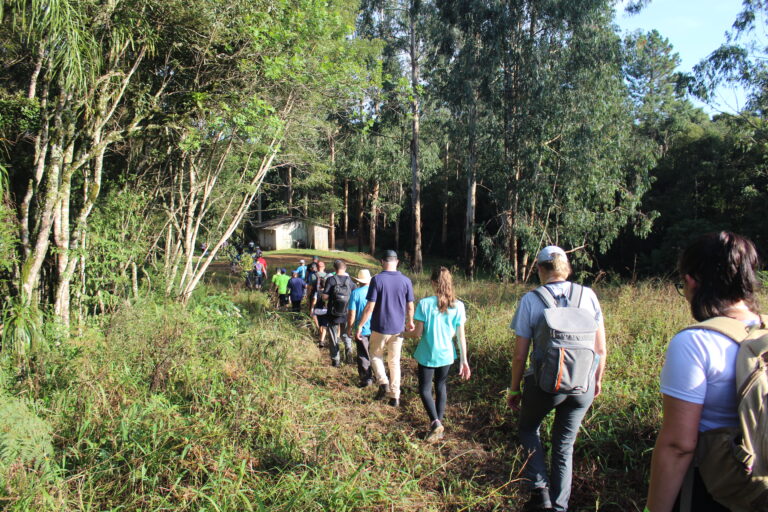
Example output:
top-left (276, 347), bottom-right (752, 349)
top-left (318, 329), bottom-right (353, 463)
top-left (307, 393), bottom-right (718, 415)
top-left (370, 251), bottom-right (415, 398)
top-left (660, 328), bottom-right (742, 432)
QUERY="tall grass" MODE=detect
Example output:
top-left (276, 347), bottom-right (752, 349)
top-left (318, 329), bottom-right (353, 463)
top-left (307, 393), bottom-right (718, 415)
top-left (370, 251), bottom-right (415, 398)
top-left (0, 276), bottom-right (713, 511)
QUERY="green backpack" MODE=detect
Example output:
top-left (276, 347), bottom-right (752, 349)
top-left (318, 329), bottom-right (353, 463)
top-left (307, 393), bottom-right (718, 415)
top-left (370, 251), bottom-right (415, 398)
top-left (680, 316), bottom-right (768, 511)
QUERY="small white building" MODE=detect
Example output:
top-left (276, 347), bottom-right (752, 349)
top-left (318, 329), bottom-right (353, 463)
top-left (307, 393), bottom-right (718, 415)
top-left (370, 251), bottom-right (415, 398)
top-left (252, 217), bottom-right (330, 251)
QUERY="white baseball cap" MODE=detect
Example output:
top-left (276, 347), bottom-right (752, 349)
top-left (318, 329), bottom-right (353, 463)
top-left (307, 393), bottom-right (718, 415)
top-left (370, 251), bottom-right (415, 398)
top-left (537, 245), bottom-right (567, 263)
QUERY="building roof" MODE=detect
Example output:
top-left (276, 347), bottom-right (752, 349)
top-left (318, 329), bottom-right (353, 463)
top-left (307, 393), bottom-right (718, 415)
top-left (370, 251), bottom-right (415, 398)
top-left (250, 216), bottom-right (330, 230)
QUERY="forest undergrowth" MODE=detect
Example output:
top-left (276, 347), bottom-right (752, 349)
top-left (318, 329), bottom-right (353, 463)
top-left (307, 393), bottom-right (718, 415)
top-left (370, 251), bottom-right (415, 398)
top-left (0, 273), bottom-right (700, 511)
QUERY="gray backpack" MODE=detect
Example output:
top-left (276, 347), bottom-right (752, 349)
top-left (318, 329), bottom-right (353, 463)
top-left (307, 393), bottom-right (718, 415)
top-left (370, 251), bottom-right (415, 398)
top-left (531, 283), bottom-right (599, 395)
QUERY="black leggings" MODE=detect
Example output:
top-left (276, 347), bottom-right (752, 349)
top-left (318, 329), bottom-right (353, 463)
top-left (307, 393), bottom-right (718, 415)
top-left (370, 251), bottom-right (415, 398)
top-left (417, 363), bottom-right (451, 423)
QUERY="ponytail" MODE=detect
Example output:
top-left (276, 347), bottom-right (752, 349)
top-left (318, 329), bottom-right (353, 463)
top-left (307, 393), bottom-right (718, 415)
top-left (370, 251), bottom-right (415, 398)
top-left (431, 266), bottom-right (456, 313)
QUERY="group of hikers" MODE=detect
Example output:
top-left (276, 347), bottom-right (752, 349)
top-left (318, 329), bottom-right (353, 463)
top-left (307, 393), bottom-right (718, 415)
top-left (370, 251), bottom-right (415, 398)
top-left (239, 233), bottom-right (767, 512)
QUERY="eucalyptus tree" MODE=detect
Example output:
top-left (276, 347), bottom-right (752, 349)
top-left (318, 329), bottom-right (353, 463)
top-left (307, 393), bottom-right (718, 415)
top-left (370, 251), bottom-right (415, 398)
top-left (434, 0), bottom-right (657, 280)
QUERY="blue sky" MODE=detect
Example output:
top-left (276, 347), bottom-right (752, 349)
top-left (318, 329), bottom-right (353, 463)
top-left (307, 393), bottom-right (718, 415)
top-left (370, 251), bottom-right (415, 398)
top-left (615, 0), bottom-right (746, 113)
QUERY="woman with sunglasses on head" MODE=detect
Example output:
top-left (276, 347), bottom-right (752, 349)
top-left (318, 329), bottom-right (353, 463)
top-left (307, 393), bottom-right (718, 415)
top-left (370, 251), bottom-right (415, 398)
top-left (647, 231), bottom-right (763, 511)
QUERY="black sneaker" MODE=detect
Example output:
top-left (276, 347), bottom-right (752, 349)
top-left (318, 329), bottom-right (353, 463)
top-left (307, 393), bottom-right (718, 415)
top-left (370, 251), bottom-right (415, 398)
top-left (375, 384), bottom-right (390, 400)
top-left (358, 379), bottom-right (373, 388)
top-left (331, 359), bottom-right (340, 368)
top-left (522, 487), bottom-right (552, 511)
top-left (388, 398), bottom-right (400, 407)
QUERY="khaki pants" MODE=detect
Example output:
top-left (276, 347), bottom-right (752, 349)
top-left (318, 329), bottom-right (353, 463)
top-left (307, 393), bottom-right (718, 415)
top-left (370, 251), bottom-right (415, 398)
top-left (369, 331), bottom-right (403, 399)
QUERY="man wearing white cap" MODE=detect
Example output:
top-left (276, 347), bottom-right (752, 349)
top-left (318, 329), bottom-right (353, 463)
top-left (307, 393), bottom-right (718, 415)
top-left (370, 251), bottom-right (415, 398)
top-left (346, 268), bottom-right (374, 386)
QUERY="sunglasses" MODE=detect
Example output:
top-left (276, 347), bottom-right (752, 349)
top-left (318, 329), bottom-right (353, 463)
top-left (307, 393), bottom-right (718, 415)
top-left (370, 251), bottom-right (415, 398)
top-left (675, 282), bottom-right (685, 296)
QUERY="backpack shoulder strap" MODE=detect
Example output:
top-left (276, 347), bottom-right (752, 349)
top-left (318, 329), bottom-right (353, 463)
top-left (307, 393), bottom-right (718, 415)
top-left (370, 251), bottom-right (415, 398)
top-left (533, 286), bottom-right (558, 309)
top-left (568, 283), bottom-right (584, 308)
top-left (680, 316), bottom-right (753, 343)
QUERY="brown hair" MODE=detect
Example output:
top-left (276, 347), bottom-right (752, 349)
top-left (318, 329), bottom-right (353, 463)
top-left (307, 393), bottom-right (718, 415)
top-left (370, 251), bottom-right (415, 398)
top-left (679, 231), bottom-right (761, 321)
top-left (431, 267), bottom-right (456, 313)
top-left (537, 253), bottom-right (572, 280)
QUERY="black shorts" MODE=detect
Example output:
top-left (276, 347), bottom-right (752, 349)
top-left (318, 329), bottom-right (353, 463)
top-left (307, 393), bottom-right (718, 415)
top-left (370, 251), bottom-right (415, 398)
top-left (279, 294), bottom-right (290, 306)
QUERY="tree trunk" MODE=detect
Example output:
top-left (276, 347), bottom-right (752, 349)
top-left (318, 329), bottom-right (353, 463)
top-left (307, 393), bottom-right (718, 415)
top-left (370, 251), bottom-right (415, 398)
top-left (464, 103), bottom-right (478, 278)
top-left (395, 182), bottom-right (401, 252)
top-left (343, 179), bottom-right (349, 250)
top-left (287, 166), bottom-right (293, 215)
top-left (441, 141), bottom-right (450, 249)
top-left (369, 180), bottom-right (379, 256)
top-left (357, 182), bottom-right (365, 252)
top-left (409, 2), bottom-right (423, 273)
top-left (329, 210), bottom-right (335, 249)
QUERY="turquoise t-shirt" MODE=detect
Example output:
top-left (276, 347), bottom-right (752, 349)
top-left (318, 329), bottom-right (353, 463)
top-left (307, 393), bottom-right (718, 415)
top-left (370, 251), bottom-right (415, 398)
top-left (413, 296), bottom-right (466, 367)
top-left (347, 285), bottom-right (372, 336)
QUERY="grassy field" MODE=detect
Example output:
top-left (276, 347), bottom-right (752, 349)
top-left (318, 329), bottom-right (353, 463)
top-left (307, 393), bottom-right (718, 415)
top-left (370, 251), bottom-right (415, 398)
top-left (0, 269), bottom-right (698, 511)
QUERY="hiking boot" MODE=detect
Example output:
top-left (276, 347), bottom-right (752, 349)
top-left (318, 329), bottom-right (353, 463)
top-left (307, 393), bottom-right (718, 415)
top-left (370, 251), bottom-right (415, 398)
top-left (522, 487), bottom-right (552, 511)
top-left (388, 398), bottom-right (400, 407)
top-left (425, 422), bottom-right (444, 443)
top-left (375, 384), bottom-right (390, 400)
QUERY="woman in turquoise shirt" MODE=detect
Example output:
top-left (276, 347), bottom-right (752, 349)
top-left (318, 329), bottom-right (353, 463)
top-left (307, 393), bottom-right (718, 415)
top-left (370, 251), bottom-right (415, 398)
top-left (402, 267), bottom-right (470, 443)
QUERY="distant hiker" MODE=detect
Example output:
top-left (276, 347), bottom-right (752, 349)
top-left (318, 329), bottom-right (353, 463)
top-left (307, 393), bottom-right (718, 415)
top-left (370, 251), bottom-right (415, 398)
top-left (321, 259), bottom-right (355, 367)
top-left (287, 270), bottom-right (306, 313)
top-left (356, 250), bottom-right (415, 407)
top-left (271, 268), bottom-right (291, 309)
top-left (253, 257), bottom-right (267, 291)
top-left (401, 267), bottom-right (470, 443)
top-left (309, 261), bottom-right (328, 334)
top-left (647, 232), bottom-right (768, 512)
top-left (296, 259), bottom-right (308, 281)
top-left (347, 268), bottom-right (374, 387)
top-left (306, 261), bottom-right (317, 291)
top-left (507, 245), bottom-right (606, 512)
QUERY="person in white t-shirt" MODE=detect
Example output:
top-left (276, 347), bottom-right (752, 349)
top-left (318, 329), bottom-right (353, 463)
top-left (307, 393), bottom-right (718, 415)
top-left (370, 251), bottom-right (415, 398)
top-left (646, 231), bottom-right (762, 512)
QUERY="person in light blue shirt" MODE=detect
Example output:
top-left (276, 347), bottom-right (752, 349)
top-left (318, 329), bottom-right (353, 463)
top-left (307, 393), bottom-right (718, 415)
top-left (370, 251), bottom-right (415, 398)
top-left (295, 259), bottom-right (307, 281)
top-left (347, 269), bottom-right (374, 387)
top-left (402, 267), bottom-right (470, 443)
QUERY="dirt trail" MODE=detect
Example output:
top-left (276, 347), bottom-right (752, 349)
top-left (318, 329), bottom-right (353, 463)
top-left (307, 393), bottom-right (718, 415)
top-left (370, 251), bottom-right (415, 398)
top-left (282, 314), bottom-right (620, 512)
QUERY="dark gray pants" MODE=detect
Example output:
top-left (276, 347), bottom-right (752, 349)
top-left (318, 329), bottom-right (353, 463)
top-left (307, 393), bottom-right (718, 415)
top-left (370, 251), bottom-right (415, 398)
top-left (518, 374), bottom-right (594, 512)
top-left (355, 335), bottom-right (372, 383)
top-left (327, 323), bottom-right (352, 364)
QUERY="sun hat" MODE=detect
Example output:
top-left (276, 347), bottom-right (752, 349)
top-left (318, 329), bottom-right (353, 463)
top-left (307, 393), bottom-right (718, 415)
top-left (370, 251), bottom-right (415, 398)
top-left (537, 245), bottom-right (567, 263)
top-left (353, 269), bottom-right (372, 285)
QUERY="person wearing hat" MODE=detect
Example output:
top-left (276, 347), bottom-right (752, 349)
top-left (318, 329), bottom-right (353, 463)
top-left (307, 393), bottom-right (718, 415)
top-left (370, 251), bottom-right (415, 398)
top-left (355, 250), bottom-right (415, 407)
top-left (507, 245), bottom-right (607, 512)
top-left (271, 268), bottom-right (291, 309)
top-left (347, 268), bottom-right (374, 386)
top-left (295, 259), bottom-right (308, 281)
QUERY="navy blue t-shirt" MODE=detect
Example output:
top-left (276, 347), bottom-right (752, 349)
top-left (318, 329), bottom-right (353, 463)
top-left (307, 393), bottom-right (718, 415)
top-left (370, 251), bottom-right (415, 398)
top-left (287, 277), bottom-right (305, 302)
top-left (366, 271), bottom-right (415, 334)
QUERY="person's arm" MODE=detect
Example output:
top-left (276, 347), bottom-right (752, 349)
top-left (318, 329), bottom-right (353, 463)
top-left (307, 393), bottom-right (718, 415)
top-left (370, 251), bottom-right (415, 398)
top-left (346, 308), bottom-right (356, 337)
top-left (457, 323), bottom-right (471, 380)
top-left (356, 301), bottom-right (375, 340)
top-left (594, 324), bottom-right (607, 397)
top-left (646, 395), bottom-right (702, 512)
top-left (507, 335), bottom-right (531, 410)
top-left (405, 301), bottom-right (415, 331)
top-left (400, 320), bottom-right (424, 339)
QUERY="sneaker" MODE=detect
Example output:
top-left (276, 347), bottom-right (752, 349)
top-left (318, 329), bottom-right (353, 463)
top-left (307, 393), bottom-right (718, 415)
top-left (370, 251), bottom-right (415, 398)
top-left (522, 487), bottom-right (552, 511)
top-left (358, 379), bottom-right (373, 388)
top-left (375, 384), bottom-right (390, 400)
top-left (425, 422), bottom-right (444, 443)
top-left (331, 359), bottom-right (340, 368)
top-left (388, 398), bottom-right (400, 407)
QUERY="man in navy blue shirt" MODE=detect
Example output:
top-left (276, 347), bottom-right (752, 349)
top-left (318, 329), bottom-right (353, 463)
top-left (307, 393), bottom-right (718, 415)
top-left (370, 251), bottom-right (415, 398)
top-left (287, 271), bottom-right (306, 313)
top-left (356, 250), bottom-right (414, 407)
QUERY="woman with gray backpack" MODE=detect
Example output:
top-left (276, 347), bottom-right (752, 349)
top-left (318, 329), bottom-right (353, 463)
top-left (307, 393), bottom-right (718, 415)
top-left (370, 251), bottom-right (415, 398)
top-left (646, 232), bottom-right (768, 512)
top-left (507, 246), bottom-right (607, 512)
